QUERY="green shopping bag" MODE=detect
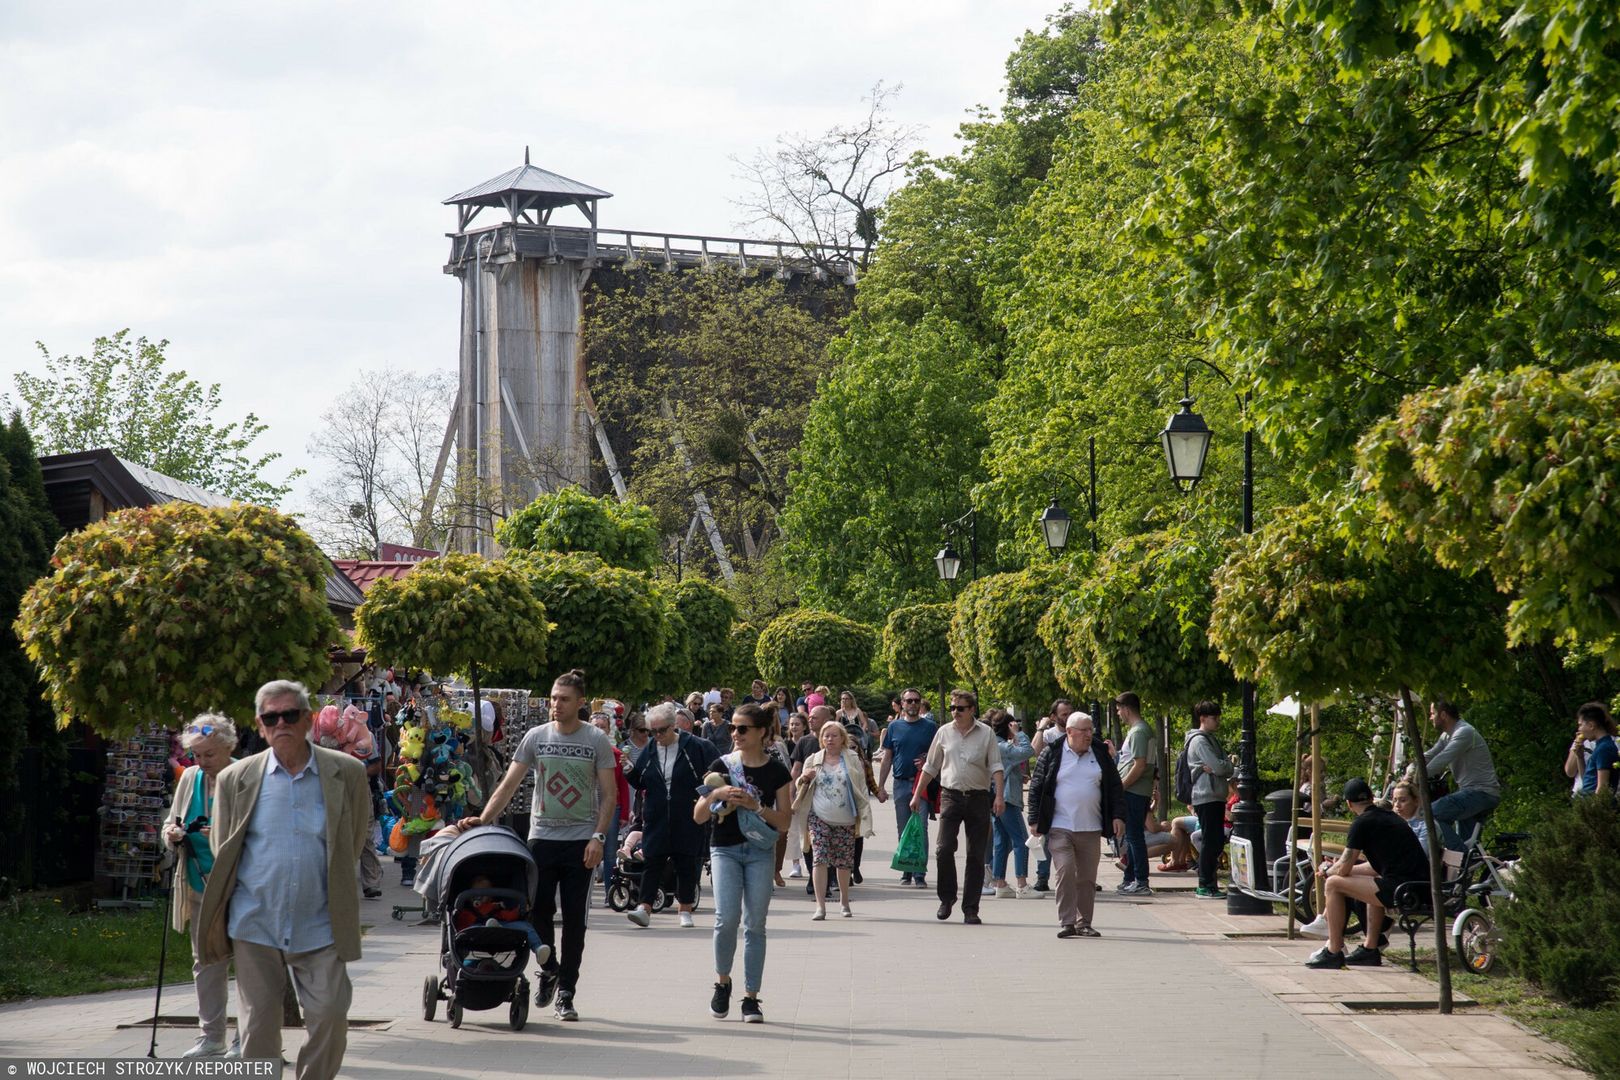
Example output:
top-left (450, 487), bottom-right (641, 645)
top-left (890, 811), bottom-right (928, 874)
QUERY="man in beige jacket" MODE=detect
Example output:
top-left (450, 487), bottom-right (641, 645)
top-left (198, 680), bottom-right (370, 1080)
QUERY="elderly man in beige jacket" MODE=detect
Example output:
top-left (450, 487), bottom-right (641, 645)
top-left (197, 680), bottom-right (370, 1080)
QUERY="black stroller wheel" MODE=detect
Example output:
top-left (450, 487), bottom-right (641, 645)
top-left (606, 880), bottom-right (633, 912)
top-left (422, 976), bottom-right (439, 1022)
top-left (449, 997), bottom-right (463, 1029)
top-left (510, 988), bottom-right (529, 1031)
top-left (653, 887), bottom-right (673, 912)
top-left (690, 882), bottom-right (702, 913)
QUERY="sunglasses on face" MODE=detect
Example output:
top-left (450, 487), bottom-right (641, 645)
top-left (949, 705), bottom-right (972, 713)
top-left (649, 725), bottom-right (673, 735)
top-left (258, 708), bottom-right (304, 727)
top-left (901, 698), bottom-right (920, 705)
top-left (732, 724), bottom-right (762, 734)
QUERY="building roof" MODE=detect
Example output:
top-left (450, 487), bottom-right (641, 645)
top-left (35, 448), bottom-right (365, 613)
top-left (444, 154), bottom-right (612, 210)
top-left (333, 559), bottom-right (422, 592)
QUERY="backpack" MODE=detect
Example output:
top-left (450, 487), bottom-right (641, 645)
top-left (1175, 733), bottom-right (1209, 807)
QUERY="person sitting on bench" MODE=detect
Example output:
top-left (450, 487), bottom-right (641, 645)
top-left (1305, 779), bottom-right (1429, 970)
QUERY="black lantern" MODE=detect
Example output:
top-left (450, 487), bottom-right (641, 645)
top-left (1160, 396), bottom-right (1213, 492)
top-left (934, 542), bottom-right (962, 582)
top-left (1040, 498), bottom-right (1071, 553)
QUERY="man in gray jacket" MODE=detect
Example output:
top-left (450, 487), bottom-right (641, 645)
top-left (1416, 700), bottom-right (1500, 851)
top-left (1184, 701), bottom-right (1234, 898)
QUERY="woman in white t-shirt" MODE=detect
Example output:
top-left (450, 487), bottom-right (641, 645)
top-left (790, 724), bottom-right (873, 919)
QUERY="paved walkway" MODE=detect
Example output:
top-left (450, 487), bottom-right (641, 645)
top-left (0, 827), bottom-right (1586, 1078)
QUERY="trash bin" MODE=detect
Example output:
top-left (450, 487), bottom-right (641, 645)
top-left (1264, 790), bottom-right (1306, 870)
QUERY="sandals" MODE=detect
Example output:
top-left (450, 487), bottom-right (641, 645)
top-left (1158, 860), bottom-right (1193, 873)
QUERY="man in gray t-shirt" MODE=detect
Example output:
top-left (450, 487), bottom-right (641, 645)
top-left (1416, 700), bottom-right (1500, 852)
top-left (461, 673), bottom-right (616, 1022)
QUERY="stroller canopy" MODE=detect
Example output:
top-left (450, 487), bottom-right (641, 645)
top-left (414, 825), bottom-right (537, 913)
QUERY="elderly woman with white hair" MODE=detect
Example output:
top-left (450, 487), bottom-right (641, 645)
top-left (624, 701), bottom-right (720, 928)
top-left (162, 714), bottom-right (239, 1058)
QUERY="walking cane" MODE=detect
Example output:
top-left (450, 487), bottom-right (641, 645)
top-left (148, 832), bottom-right (180, 1057)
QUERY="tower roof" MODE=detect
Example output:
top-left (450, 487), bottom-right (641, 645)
top-left (444, 151), bottom-right (612, 211)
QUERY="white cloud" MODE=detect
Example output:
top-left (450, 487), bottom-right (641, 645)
top-left (0, 0), bottom-right (1060, 495)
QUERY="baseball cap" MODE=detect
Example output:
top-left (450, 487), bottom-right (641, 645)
top-left (1343, 778), bottom-right (1374, 803)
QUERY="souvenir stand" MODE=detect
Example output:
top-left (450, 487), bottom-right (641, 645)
top-left (97, 728), bottom-right (172, 908)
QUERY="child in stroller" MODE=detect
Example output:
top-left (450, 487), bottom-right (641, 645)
top-left (604, 829), bottom-right (706, 913)
top-left (419, 824), bottom-right (548, 1031)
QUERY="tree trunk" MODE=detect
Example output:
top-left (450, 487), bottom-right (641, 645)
top-left (1397, 685), bottom-right (1452, 1014)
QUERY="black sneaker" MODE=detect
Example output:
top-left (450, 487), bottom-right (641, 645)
top-left (900, 873), bottom-right (913, 886)
top-left (1305, 946), bottom-right (1346, 969)
top-left (852, 868), bottom-right (863, 885)
top-left (740, 996), bottom-right (763, 1024)
top-left (554, 992), bottom-right (579, 1021)
top-left (362, 887), bottom-right (381, 899)
top-left (535, 967), bottom-right (559, 1008)
top-left (1032, 879), bottom-right (1050, 893)
top-left (709, 981), bottom-right (731, 1019)
top-left (1057, 924), bottom-right (1079, 938)
top-left (400, 874), bottom-right (415, 888)
top-left (1345, 946), bottom-right (1383, 967)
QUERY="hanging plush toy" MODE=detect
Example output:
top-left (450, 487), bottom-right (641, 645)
top-left (315, 704), bottom-right (375, 760)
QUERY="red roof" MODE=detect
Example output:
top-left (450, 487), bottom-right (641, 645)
top-left (333, 560), bottom-right (421, 592)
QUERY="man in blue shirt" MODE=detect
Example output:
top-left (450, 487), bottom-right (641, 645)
top-left (877, 689), bottom-right (934, 888)
top-left (198, 680), bottom-right (371, 1080)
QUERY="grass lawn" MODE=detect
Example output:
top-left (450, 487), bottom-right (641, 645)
top-left (1403, 947), bottom-right (1617, 1080)
top-left (0, 895), bottom-right (194, 1003)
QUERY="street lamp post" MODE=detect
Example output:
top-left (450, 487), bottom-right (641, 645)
top-left (1158, 390), bottom-right (1270, 915)
top-left (1040, 434), bottom-right (1103, 724)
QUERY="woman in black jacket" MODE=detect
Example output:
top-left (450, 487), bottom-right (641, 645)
top-left (625, 702), bottom-right (720, 929)
top-left (1027, 714), bottom-right (1127, 937)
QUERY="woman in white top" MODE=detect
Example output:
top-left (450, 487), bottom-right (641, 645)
top-left (791, 723), bottom-right (874, 919)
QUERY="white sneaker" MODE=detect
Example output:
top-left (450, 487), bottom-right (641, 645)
top-left (1299, 914), bottom-right (1332, 939)
top-left (678, 911), bottom-right (694, 928)
top-left (626, 906), bottom-right (652, 928)
top-left (994, 885), bottom-right (1015, 899)
top-left (224, 1037), bottom-right (241, 1060)
top-left (788, 864), bottom-right (803, 879)
top-left (181, 1038), bottom-right (227, 1059)
top-left (1015, 885), bottom-right (1032, 899)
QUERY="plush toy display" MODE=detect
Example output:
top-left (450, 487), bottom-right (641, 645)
top-left (314, 704), bottom-right (375, 760)
top-left (382, 696), bottom-right (481, 850)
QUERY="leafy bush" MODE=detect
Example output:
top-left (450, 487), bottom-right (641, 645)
top-left (1498, 798), bottom-right (1620, 1008)
top-left (646, 589), bottom-right (694, 696)
top-left (355, 553), bottom-right (549, 685)
top-left (508, 552), bottom-right (666, 697)
top-left (673, 577), bottom-right (737, 682)
top-left (15, 503), bottom-right (340, 735)
top-left (1038, 531), bottom-right (1228, 713)
top-left (882, 603), bottom-right (957, 690)
top-left (755, 610), bottom-right (877, 688)
top-left (497, 486), bottom-right (660, 572)
top-left (949, 568), bottom-right (1062, 709)
top-left (725, 622), bottom-right (761, 689)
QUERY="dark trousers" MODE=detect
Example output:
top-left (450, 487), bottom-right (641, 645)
top-left (936, 788), bottom-right (992, 914)
top-left (639, 851), bottom-right (702, 907)
top-left (529, 838), bottom-right (592, 995)
top-left (1122, 791), bottom-right (1151, 886)
top-left (1195, 800), bottom-right (1226, 890)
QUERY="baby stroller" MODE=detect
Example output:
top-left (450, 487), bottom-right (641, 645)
top-left (419, 826), bottom-right (539, 1031)
top-left (605, 850), bottom-right (705, 913)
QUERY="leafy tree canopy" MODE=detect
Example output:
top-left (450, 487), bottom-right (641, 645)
top-left (673, 577), bottom-right (738, 682)
top-left (646, 589), bottom-right (695, 698)
top-left (497, 485), bottom-right (660, 572)
top-left (724, 622), bottom-right (763, 691)
top-left (354, 553), bottom-right (550, 683)
top-left (15, 503), bottom-right (340, 736)
top-left (506, 551), bottom-right (666, 698)
top-left (755, 610), bottom-right (877, 689)
top-left (13, 330), bottom-right (300, 505)
top-left (949, 567), bottom-right (1064, 709)
top-left (881, 603), bottom-right (958, 690)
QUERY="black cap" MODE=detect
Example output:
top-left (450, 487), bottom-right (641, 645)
top-left (1343, 778), bottom-right (1374, 804)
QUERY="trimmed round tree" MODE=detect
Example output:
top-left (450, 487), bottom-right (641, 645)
top-left (15, 503), bottom-right (341, 736)
top-left (725, 621), bottom-right (762, 689)
top-left (881, 603), bottom-right (957, 702)
top-left (646, 587), bottom-right (695, 697)
top-left (355, 552), bottom-right (550, 790)
top-left (948, 567), bottom-right (1063, 710)
top-left (508, 551), bottom-right (667, 698)
top-left (496, 485), bottom-right (661, 572)
top-left (1038, 530), bottom-right (1231, 713)
top-left (673, 577), bottom-right (737, 683)
top-left (1206, 498), bottom-right (1507, 1013)
top-left (1357, 362), bottom-right (1620, 666)
top-left (755, 610), bottom-right (877, 689)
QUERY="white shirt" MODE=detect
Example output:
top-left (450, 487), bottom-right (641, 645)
top-left (1052, 742), bottom-right (1103, 833)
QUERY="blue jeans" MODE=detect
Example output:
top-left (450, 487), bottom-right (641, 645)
top-left (711, 842), bottom-right (774, 994)
top-left (1430, 788), bottom-right (1499, 852)
top-left (992, 803), bottom-right (1029, 880)
top-left (1122, 790), bottom-right (1151, 886)
top-left (893, 777), bottom-right (928, 880)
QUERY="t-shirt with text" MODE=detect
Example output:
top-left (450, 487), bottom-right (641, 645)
top-left (514, 722), bottom-right (616, 842)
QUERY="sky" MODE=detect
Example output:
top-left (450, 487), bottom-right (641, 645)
top-left (0, 1), bottom-right (1061, 505)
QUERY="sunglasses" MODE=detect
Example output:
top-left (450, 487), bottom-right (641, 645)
top-left (949, 705), bottom-right (972, 713)
top-left (258, 708), bottom-right (304, 727)
top-left (901, 698), bottom-right (920, 704)
top-left (648, 725), bottom-right (673, 735)
top-left (185, 723), bottom-right (221, 736)
top-left (731, 724), bottom-right (763, 733)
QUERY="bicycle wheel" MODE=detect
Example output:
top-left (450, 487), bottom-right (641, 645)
top-left (1455, 909), bottom-right (1495, 974)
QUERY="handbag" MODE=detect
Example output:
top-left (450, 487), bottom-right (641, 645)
top-left (723, 753), bottom-right (780, 851)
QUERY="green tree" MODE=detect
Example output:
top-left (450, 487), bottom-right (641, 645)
top-left (673, 577), bottom-right (738, 682)
top-left (1039, 531), bottom-right (1230, 713)
top-left (13, 330), bottom-right (300, 504)
top-left (496, 485), bottom-right (660, 572)
top-left (755, 610), bottom-right (877, 689)
top-left (15, 503), bottom-right (340, 737)
top-left (354, 552), bottom-right (550, 788)
top-left (1356, 363), bottom-right (1620, 666)
top-left (646, 590), bottom-right (695, 698)
top-left (507, 552), bottom-right (666, 698)
top-left (948, 568), bottom-right (1063, 709)
top-left (0, 414), bottom-right (71, 887)
top-left (881, 603), bottom-right (958, 689)
top-left (725, 622), bottom-right (762, 690)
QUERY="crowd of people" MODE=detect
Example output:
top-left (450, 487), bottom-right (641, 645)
top-left (155, 667), bottom-right (1618, 1073)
